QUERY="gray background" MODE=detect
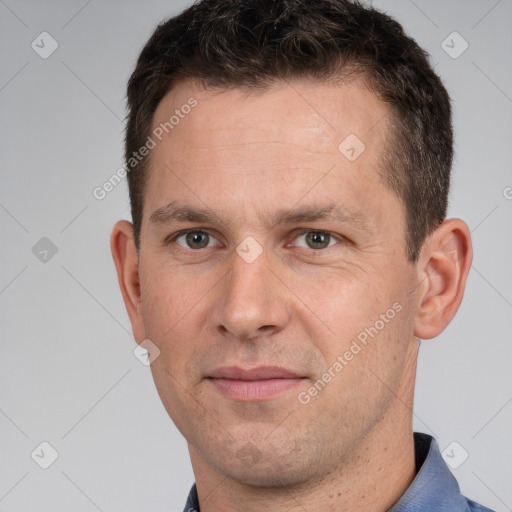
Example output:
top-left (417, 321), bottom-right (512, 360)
top-left (1, 0), bottom-right (511, 511)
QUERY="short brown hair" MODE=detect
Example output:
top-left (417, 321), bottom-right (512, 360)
top-left (125, 0), bottom-right (453, 262)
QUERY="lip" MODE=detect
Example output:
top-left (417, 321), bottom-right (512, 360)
top-left (208, 366), bottom-right (305, 401)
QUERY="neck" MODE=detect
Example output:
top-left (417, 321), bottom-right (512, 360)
top-left (191, 344), bottom-right (419, 512)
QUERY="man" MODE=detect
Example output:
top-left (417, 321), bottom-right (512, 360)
top-left (110, 1), bottom-right (493, 510)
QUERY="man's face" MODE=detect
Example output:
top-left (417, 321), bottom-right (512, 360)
top-left (135, 78), bottom-right (421, 486)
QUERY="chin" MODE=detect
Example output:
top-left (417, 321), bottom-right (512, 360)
top-left (205, 439), bottom-right (321, 489)
top-left (224, 461), bottom-right (311, 488)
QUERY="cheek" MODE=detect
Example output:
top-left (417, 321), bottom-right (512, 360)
top-left (141, 260), bottom-right (203, 327)
top-left (294, 273), bottom-right (376, 349)
top-left (302, 270), bottom-right (411, 369)
top-left (141, 267), bottom-right (211, 431)
top-left (139, 264), bottom-right (210, 375)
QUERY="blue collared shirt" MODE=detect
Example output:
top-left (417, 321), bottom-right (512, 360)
top-left (182, 432), bottom-right (495, 511)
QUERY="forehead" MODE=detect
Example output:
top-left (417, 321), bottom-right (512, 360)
top-left (144, 77), bottom-right (398, 230)
top-left (151, 77), bottom-right (389, 159)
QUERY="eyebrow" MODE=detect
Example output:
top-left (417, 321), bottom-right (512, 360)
top-left (148, 201), bottom-right (371, 231)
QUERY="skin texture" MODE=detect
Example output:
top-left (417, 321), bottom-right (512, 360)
top-left (111, 78), bottom-right (473, 512)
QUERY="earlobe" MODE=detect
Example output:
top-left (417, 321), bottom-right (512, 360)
top-left (413, 219), bottom-right (473, 340)
top-left (110, 220), bottom-right (146, 343)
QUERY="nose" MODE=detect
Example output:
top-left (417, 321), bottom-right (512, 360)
top-left (211, 245), bottom-right (291, 342)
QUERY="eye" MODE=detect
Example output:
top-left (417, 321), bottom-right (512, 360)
top-left (172, 230), bottom-right (219, 250)
top-left (166, 229), bottom-right (343, 253)
top-left (293, 230), bottom-right (339, 250)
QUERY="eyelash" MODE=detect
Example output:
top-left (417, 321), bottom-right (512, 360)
top-left (165, 229), bottom-right (344, 252)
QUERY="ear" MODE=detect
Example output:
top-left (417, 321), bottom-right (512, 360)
top-left (413, 218), bottom-right (473, 340)
top-left (110, 220), bottom-right (146, 343)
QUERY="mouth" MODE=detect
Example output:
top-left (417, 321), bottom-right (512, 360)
top-left (207, 366), bottom-right (306, 401)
